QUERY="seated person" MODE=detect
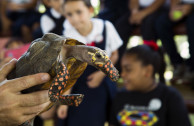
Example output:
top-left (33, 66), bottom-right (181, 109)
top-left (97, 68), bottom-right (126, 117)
top-left (115, 0), bottom-right (165, 72)
top-left (156, 0), bottom-right (194, 85)
top-left (0, 0), bottom-right (40, 41)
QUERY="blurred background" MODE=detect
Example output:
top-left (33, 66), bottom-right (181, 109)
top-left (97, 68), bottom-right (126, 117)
top-left (0, 0), bottom-right (194, 125)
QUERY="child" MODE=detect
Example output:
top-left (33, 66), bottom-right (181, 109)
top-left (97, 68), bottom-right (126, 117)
top-left (109, 45), bottom-right (191, 126)
top-left (35, 0), bottom-right (65, 38)
top-left (57, 0), bottom-right (123, 126)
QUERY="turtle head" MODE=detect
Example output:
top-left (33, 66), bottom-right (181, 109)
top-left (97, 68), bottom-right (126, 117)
top-left (86, 47), bottom-right (119, 82)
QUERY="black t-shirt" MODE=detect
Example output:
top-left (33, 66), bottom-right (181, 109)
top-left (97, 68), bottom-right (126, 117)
top-left (109, 83), bottom-right (191, 126)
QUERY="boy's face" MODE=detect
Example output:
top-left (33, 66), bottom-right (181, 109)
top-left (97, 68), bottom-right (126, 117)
top-left (49, 0), bottom-right (63, 13)
top-left (63, 1), bottom-right (93, 30)
top-left (121, 55), bottom-right (149, 91)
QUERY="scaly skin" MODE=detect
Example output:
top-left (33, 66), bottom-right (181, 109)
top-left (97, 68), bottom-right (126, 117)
top-left (48, 62), bottom-right (84, 106)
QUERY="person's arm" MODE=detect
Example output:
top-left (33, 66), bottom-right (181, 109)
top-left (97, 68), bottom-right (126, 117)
top-left (170, 0), bottom-right (180, 8)
top-left (0, 0), bottom-right (7, 17)
top-left (140, 0), bottom-right (165, 17)
top-left (8, 0), bottom-right (38, 11)
top-left (110, 50), bottom-right (119, 65)
top-left (169, 0), bottom-right (192, 21)
top-left (130, 0), bottom-right (165, 24)
top-left (129, 0), bottom-right (139, 13)
top-left (166, 87), bottom-right (191, 126)
top-left (17, 0), bottom-right (38, 10)
top-left (0, 59), bottom-right (51, 126)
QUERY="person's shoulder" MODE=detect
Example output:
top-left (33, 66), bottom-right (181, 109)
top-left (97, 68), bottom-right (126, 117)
top-left (159, 83), bottom-right (183, 99)
top-left (92, 18), bottom-right (104, 26)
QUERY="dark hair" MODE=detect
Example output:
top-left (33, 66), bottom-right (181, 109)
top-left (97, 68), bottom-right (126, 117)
top-left (64, 0), bottom-right (92, 8)
top-left (124, 45), bottom-right (166, 83)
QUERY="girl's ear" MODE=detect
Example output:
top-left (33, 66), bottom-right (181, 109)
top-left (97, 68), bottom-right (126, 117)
top-left (89, 7), bottom-right (94, 17)
top-left (145, 65), bottom-right (154, 78)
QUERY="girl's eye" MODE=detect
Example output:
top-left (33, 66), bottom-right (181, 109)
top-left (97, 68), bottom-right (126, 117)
top-left (67, 13), bottom-right (72, 17)
top-left (76, 10), bottom-right (81, 15)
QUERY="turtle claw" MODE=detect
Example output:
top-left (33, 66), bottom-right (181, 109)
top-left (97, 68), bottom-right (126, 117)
top-left (59, 94), bottom-right (84, 106)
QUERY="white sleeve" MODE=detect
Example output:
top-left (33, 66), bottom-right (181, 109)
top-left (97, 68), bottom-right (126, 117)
top-left (40, 15), bottom-right (56, 34)
top-left (105, 21), bottom-right (123, 56)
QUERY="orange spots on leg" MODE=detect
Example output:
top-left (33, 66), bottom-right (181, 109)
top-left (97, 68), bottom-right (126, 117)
top-left (99, 64), bottom-right (103, 67)
top-left (59, 77), bottom-right (63, 81)
top-left (58, 86), bottom-right (62, 90)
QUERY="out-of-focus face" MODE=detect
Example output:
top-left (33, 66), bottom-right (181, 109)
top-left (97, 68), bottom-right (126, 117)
top-left (63, 1), bottom-right (93, 30)
top-left (121, 54), bottom-right (149, 91)
top-left (7, 41), bottom-right (24, 49)
top-left (49, 0), bottom-right (63, 13)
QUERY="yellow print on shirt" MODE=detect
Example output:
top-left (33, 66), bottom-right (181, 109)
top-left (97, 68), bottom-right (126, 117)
top-left (117, 109), bottom-right (158, 126)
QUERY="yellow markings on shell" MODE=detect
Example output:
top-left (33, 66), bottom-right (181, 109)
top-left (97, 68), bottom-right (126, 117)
top-left (99, 51), bottom-right (105, 59)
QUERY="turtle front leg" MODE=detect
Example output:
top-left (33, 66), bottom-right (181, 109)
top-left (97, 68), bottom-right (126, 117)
top-left (48, 63), bottom-right (84, 106)
top-left (59, 94), bottom-right (84, 106)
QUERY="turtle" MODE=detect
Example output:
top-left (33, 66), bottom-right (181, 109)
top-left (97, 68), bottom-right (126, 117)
top-left (7, 33), bottom-right (119, 126)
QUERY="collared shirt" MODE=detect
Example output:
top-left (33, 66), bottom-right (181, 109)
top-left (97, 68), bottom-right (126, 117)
top-left (63, 18), bottom-right (123, 57)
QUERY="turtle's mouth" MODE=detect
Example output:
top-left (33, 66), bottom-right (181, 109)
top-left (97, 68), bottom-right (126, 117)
top-left (95, 60), bottom-right (119, 82)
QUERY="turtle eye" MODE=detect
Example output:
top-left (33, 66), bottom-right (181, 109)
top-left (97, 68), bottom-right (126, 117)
top-left (96, 53), bottom-right (102, 58)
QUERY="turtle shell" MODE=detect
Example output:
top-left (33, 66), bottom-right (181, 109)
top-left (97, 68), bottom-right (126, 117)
top-left (7, 33), bottom-right (87, 95)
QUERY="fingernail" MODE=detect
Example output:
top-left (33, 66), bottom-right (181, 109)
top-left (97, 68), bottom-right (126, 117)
top-left (41, 74), bottom-right (50, 81)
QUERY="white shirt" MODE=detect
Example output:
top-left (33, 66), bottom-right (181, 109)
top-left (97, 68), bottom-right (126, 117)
top-left (10, 0), bottom-right (31, 4)
top-left (139, 0), bottom-right (155, 7)
top-left (182, 0), bottom-right (194, 3)
top-left (63, 18), bottom-right (123, 57)
top-left (40, 8), bottom-right (62, 34)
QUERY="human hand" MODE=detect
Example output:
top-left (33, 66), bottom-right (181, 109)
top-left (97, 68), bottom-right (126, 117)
top-left (170, 4), bottom-right (192, 21)
top-left (7, 3), bottom-right (22, 11)
top-left (57, 105), bottom-right (68, 119)
top-left (87, 71), bottom-right (105, 88)
top-left (130, 10), bottom-right (146, 25)
top-left (0, 59), bottom-right (51, 126)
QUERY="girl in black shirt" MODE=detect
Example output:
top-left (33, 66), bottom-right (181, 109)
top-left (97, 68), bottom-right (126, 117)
top-left (109, 44), bottom-right (191, 126)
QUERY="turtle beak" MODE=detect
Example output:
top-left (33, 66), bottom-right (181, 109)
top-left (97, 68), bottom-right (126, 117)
top-left (95, 60), bottom-right (119, 82)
